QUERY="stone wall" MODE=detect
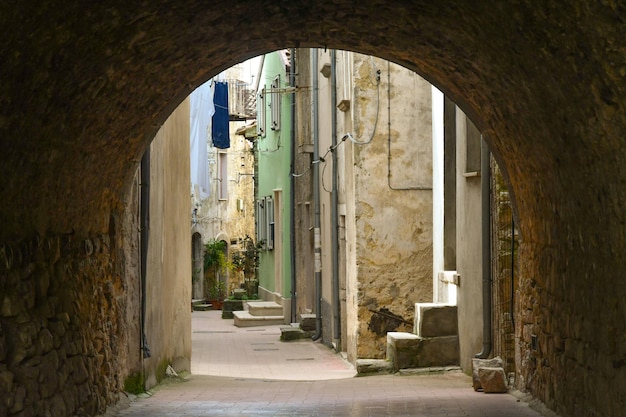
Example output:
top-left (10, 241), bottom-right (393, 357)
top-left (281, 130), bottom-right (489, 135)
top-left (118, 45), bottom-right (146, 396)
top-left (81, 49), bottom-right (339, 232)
top-left (0, 232), bottom-right (131, 416)
top-left (350, 56), bottom-right (434, 359)
top-left (454, 110), bottom-right (484, 372)
top-left (142, 99), bottom-right (192, 389)
top-left (1, 2), bottom-right (626, 416)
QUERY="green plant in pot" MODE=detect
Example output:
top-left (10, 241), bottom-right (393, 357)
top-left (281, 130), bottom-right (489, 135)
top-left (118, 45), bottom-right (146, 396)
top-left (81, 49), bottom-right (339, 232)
top-left (203, 239), bottom-right (230, 309)
top-left (231, 235), bottom-right (260, 299)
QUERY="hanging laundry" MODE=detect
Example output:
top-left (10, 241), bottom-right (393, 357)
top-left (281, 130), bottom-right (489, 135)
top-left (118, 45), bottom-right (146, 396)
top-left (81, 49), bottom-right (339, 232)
top-left (189, 81), bottom-right (215, 198)
top-left (212, 81), bottom-right (230, 149)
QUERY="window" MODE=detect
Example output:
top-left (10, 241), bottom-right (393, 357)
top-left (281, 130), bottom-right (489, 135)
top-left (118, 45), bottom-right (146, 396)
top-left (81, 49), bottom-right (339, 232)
top-left (218, 152), bottom-right (228, 200)
top-left (257, 87), bottom-right (266, 137)
top-left (255, 196), bottom-right (274, 251)
top-left (255, 198), bottom-right (266, 248)
top-left (265, 196), bottom-right (274, 250)
top-left (270, 75), bottom-right (281, 131)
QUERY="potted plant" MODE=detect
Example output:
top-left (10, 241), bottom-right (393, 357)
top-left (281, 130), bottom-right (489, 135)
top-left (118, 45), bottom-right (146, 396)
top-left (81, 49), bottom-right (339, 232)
top-left (231, 235), bottom-right (260, 299)
top-left (207, 281), bottom-right (226, 310)
top-left (203, 239), bottom-right (230, 309)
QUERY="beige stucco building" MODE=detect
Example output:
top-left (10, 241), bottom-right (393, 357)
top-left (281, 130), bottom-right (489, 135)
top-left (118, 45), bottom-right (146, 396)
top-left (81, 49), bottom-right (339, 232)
top-left (190, 63), bottom-right (257, 299)
top-left (294, 50), bottom-right (435, 361)
top-left (294, 50), bottom-right (494, 372)
top-left (121, 98), bottom-right (192, 390)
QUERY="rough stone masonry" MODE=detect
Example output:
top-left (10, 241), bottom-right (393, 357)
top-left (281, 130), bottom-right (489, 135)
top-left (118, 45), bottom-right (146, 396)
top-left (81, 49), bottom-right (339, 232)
top-left (0, 2), bottom-right (625, 417)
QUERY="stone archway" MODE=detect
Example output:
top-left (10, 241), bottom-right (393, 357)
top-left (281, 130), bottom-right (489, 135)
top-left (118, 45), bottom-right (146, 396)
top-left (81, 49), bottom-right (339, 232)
top-left (1, 2), bottom-right (625, 416)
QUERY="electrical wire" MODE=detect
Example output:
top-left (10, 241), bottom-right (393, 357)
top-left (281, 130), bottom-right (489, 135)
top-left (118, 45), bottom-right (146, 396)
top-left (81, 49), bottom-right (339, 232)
top-left (292, 63), bottom-right (379, 179)
top-left (346, 68), bottom-right (381, 145)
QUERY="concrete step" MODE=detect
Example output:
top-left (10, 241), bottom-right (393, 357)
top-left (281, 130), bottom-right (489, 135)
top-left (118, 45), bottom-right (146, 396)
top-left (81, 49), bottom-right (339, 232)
top-left (414, 303), bottom-right (458, 337)
top-left (397, 366), bottom-right (462, 376)
top-left (299, 313), bottom-right (316, 331)
top-left (193, 303), bottom-right (213, 311)
top-left (387, 331), bottom-right (459, 370)
top-left (355, 359), bottom-right (394, 376)
top-left (233, 310), bottom-right (285, 327)
top-left (247, 301), bottom-right (283, 317)
top-left (279, 324), bottom-right (314, 341)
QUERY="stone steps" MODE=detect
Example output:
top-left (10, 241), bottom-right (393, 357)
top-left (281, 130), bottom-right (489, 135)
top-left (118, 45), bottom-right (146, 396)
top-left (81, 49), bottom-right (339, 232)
top-left (279, 313), bottom-right (317, 341)
top-left (386, 303), bottom-right (459, 371)
top-left (233, 301), bottom-right (285, 327)
top-left (387, 333), bottom-right (459, 370)
top-left (233, 310), bottom-right (285, 327)
top-left (247, 301), bottom-right (283, 316)
top-left (357, 303), bottom-right (460, 375)
top-left (192, 299), bottom-right (212, 311)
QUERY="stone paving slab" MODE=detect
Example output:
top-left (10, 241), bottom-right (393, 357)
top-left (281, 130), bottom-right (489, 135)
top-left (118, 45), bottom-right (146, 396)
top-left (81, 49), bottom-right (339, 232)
top-left (191, 310), bottom-right (356, 380)
top-left (106, 310), bottom-right (545, 417)
top-left (113, 373), bottom-right (544, 417)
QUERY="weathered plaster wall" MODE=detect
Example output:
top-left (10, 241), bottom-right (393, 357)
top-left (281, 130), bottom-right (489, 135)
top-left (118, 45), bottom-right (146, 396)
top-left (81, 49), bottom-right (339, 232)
top-left (143, 99), bottom-right (192, 388)
top-left (454, 109), bottom-right (484, 373)
top-left (192, 119), bottom-right (256, 295)
top-left (1, 2), bottom-right (626, 416)
top-left (349, 56), bottom-right (434, 359)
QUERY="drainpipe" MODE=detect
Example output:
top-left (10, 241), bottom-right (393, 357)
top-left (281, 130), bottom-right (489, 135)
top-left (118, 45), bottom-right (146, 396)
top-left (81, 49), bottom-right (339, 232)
top-left (253, 55), bottom-right (265, 94)
top-left (330, 49), bottom-right (341, 348)
top-left (289, 48), bottom-right (297, 324)
top-left (475, 138), bottom-right (491, 359)
top-left (140, 149), bottom-right (151, 359)
top-left (312, 49), bottom-right (322, 341)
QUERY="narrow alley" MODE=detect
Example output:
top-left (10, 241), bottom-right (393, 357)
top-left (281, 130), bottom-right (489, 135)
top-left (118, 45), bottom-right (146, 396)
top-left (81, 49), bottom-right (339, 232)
top-left (107, 311), bottom-right (544, 417)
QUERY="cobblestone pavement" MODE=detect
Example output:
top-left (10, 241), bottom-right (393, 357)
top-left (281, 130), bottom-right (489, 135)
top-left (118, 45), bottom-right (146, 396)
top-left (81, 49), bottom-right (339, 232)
top-left (110, 311), bottom-right (544, 417)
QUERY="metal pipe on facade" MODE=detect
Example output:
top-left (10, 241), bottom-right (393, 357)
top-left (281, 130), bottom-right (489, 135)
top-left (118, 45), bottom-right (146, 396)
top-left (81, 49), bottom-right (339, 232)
top-left (140, 149), bottom-right (151, 360)
top-left (330, 49), bottom-right (341, 346)
top-left (311, 49), bottom-right (322, 341)
top-left (475, 138), bottom-right (492, 359)
top-left (289, 48), bottom-right (297, 324)
top-left (510, 217), bottom-right (515, 328)
top-left (253, 55), bottom-right (265, 94)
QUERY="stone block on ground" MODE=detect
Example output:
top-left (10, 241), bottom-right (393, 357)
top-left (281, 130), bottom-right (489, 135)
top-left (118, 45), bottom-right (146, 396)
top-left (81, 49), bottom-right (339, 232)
top-left (472, 356), bottom-right (504, 391)
top-left (413, 335), bottom-right (459, 368)
top-left (193, 303), bottom-right (212, 311)
top-left (387, 332), bottom-right (420, 370)
top-left (280, 326), bottom-right (307, 342)
top-left (299, 313), bottom-right (316, 331)
top-left (222, 299), bottom-right (244, 319)
top-left (387, 332), bottom-right (459, 370)
top-left (478, 366), bottom-right (508, 393)
top-left (355, 359), bottom-right (394, 375)
top-left (414, 303), bottom-right (458, 337)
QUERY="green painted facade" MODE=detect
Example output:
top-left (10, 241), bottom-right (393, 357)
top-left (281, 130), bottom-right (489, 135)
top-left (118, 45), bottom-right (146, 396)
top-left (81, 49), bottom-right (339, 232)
top-left (256, 51), bottom-right (292, 300)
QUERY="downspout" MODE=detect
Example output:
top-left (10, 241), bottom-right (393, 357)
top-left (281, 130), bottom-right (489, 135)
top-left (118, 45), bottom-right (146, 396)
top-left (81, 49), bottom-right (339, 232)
top-left (253, 55), bottom-right (265, 93)
top-left (312, 49), bottom-right (322, 341)
top-left (510, 217), bottom-right (515, 328)
top-left (330, 49), bottom-right (341, 347)
top-left (289, 48), bottom-right (297, 323)
top-left (475, 138), bottom-right (492, 358)
top-left (140, 149), bottom-right (151, 360)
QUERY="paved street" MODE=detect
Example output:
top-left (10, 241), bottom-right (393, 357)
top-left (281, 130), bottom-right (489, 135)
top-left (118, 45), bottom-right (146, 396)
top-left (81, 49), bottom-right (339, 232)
top-left (110, 311), bottom-right (545, 417)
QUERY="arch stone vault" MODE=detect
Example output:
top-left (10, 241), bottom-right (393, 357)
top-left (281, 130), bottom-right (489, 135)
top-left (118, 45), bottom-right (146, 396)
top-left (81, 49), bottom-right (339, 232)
top-left (1, 2), bottom-right (625, 416)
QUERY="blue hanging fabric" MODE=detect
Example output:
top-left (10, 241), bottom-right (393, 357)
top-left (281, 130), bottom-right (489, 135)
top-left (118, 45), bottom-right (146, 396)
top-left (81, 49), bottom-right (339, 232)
top-left (212, 81), bottom-right (230, 149)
